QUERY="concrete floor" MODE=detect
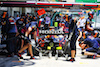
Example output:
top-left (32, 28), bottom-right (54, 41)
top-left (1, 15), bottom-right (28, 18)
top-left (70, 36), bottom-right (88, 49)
top-left (0, 47), bottom-right (100, 67)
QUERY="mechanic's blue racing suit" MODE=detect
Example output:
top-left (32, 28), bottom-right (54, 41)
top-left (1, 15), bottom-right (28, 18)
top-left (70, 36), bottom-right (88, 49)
top-left (84, 36), bottom-right (99, 52)
top-left (68, 19), bottom-right (79, 51)
top-left (95, 38), bottom-right (100, 54)
top-left (6, 17), bottom-right (18, 55)
top-left (26, 21), bottom-right (37, 31)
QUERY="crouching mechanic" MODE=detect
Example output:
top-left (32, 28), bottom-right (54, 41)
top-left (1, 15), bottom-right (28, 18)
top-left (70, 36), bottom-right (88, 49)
top-left (80, 36), bottom-right (100, 59)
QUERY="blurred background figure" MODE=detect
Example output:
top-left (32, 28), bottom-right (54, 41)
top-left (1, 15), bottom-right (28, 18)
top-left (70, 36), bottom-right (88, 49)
top-left (77, 16), bottom-right (86, 40)
top-left (15, 15), bottom-right (20, 21)
top-left (44, 14), bottom-right (51, 30)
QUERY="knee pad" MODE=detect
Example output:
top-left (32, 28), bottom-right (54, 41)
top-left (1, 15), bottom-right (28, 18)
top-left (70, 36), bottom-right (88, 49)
top-left (81, 52), bottom-right (84, 55)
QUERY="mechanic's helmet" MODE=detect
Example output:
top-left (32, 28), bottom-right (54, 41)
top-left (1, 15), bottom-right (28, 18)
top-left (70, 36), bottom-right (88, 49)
top-left (88, 11), bottom-right (94, 19)
top-left (68, 14), bottom-right (72, 20)
top-left (83, 31), bottom-right (89, 39)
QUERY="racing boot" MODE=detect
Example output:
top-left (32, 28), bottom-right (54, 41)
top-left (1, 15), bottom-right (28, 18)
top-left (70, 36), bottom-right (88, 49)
top-left (30, 56), bottom-right (36, 59)
top-left (67, 58), bottom-right (75, 62)
top-left (17, 53), bottom-right (23, 59)
top-left (92, 53), bottom-right (97, 59)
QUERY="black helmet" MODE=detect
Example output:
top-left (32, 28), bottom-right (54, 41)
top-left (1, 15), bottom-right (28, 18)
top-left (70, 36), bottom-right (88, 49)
top-left (68, 14), bottom-right (72, 20)
top-left (88, 11), bottom-right (94, 18)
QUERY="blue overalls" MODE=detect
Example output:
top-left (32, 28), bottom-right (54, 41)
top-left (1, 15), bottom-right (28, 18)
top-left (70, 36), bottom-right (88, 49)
top-left (84, 36), bottom-right (99, 52)
top-left (68, 19), bottom-right (79, 50)
top-left (26, 21), bottom-right (37, 31)
top-left (7, 17), bottom-right (17, 38)
top-left (6, 17), bottom-right (18, 55)
top-left (95, 38), bottom-right (100, 54)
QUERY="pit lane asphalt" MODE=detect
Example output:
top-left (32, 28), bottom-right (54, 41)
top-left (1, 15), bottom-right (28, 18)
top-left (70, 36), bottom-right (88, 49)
top-left (0, 43), bottom-right (100, 67)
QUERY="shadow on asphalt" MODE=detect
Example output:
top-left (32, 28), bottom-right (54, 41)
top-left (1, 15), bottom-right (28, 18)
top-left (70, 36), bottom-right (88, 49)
top-left (11, 60), bottom-right (35, 67)
top-left (0, 55), bottom-right (36, 67)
